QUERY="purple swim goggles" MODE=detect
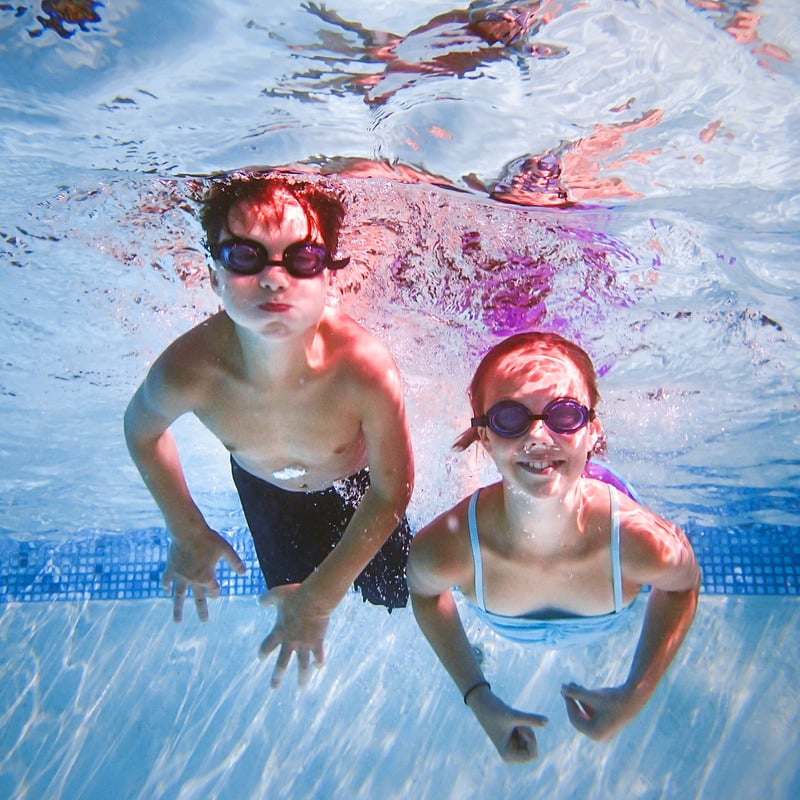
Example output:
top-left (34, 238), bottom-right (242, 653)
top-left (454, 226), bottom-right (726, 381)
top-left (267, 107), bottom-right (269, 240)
top-left (472, 398), bottom-right (595, 438)
top-left (211, 238), bottom-right (350, 278)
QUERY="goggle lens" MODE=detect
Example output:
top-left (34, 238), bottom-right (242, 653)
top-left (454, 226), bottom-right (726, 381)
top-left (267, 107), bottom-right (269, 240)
top-left (489, 402), bottom-right (532, 436)
top-left (472, 398), bottom-right (593, 438)
top-left (222, 241), bottom-right (267, 273)
top-left (213, 239), bottom-right (349, 278)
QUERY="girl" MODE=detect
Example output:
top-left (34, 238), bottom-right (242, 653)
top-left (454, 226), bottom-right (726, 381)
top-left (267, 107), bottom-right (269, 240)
top-left (408, 332), bottom-right (700, 762)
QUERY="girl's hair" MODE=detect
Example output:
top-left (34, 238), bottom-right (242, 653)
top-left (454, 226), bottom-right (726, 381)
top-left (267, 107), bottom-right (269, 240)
top-left (453, 331), bottom-right (601, 451)
top-left (199, 172), bottom-right (347, 256)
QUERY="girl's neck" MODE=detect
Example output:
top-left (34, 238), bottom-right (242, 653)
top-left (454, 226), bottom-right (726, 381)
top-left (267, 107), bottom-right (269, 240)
top-left (500, 479), bottom-right (586, 550)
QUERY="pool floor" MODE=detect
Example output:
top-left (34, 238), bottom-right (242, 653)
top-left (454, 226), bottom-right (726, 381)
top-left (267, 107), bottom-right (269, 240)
top-left (1, 593), bottom-right (798, 799)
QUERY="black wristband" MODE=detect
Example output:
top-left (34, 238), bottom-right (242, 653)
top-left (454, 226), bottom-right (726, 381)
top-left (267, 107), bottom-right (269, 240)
top-left (463, 680), bottom-right (491, 705)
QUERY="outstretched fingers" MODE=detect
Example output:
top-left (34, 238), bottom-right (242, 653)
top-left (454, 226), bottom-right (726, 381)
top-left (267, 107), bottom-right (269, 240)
top-left (193, 585), bottom-right (209, 622)
top-left (171, 577), bottom-right (187, 623)
top-left (161, 564), bottom-right (176, 595)
top-left (222, 544), bottom-right (247, 577)
top-left (296, 649), bottom-right (311, 687)
top-left (270, 643), bottom-right (295, 688)
top-left (259, 625), bottom-right (283, 661)
top-left (161, 538), bottom-right (245, 623)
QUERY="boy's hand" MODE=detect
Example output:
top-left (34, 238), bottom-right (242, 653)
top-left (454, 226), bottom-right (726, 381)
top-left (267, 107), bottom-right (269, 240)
top-left (258, 584), bottom-right (331, 688)
top-left (469, 687), bottom-right (549, 763)
top-left (561, 683), bottom-right (638, 741)
top-left (161, 527), bottom-right (246, 623)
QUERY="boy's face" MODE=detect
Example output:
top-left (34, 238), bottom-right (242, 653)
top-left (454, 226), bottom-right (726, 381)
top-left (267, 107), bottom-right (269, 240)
top-left (209, 191), bottom-right (332, 338)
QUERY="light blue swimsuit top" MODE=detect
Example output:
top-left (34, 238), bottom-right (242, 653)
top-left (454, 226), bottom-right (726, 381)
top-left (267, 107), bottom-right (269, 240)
top-left (467, 484), bottom-right (634, 648)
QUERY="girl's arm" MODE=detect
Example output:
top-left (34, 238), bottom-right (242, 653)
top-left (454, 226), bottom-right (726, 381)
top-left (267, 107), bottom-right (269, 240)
top-left (408, 516), bottom-right (548, 762)
top-left (562, 505), bottom-right (701, 740)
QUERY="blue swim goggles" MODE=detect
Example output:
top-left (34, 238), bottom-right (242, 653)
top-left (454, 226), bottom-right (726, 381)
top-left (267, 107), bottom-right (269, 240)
top-left (210, 238), bottom-right (350, 278)
top-left (471, 398), bottom-right (595, 438)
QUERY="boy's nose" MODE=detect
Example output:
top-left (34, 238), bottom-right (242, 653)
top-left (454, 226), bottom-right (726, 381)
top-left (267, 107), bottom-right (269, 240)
top-left (258, 265), bottom-right (289, 290)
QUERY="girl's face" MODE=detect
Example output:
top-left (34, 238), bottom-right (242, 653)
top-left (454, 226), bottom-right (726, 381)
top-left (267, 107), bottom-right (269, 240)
top-left (478, 354), bottom-right (601, 498)
top-left (209, 192), bottom-right (331, 338)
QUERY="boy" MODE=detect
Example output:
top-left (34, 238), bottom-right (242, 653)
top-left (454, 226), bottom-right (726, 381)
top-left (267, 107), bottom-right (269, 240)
top-left (124, 172), bottom-right (414, 687)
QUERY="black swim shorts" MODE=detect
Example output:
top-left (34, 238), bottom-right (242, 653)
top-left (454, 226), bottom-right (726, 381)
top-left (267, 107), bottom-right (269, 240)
top-left (231, 459), bottom-right (411, 610)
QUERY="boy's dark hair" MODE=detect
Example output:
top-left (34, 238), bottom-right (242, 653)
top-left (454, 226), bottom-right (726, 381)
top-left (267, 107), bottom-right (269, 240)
top-left (199, 172), bottom-right (347, 255)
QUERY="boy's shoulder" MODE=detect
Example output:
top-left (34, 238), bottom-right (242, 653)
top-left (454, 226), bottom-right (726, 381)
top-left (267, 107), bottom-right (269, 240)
top-left (322, 306), bottom-right (375, 341)
top-left (154, 312), bottom-right (231, 385)
top-left (322, 308), bottom-right (399, 377)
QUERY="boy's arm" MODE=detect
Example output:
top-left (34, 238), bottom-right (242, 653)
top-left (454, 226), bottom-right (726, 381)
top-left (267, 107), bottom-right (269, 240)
top-left (562, 510), bottom-right (701, 740)
top-left (259, 354), bottom-right (414, 686)
top-left (408, 517), bottom-right (548, 763)
top-left (124, 353), bottom-right (245, 622)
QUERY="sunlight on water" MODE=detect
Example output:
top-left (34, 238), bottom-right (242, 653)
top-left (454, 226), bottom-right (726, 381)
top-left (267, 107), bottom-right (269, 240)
top-left (1, 594), bottom-right (799, 799)
top-left (1, 0), bottom-right (799, 798)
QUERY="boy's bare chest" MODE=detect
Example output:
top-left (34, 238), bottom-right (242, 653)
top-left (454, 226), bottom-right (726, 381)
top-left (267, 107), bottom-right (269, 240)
top-left (196, 369), bottom-right (362, 457)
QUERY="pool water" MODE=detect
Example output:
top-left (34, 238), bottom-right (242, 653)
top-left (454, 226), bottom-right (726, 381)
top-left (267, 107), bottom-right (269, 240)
top-left (1, 1), bottom-right (799, 798)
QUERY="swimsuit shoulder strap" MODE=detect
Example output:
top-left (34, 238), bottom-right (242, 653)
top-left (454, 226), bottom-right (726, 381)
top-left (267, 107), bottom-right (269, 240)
top-left (609, 484), bottom-right (623, 613)
top-left (467, 489), bottom-right (487, 611)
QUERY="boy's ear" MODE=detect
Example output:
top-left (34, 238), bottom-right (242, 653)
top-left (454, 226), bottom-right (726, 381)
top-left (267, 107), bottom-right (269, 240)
top-left (208, 266), bottom-right (221, 295)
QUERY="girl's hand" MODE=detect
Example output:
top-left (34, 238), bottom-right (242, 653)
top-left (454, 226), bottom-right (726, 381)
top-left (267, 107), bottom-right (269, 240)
top-left (469, 686), bottom-right (549, 763)
top-left (561, 683), bottom-right (639, 741)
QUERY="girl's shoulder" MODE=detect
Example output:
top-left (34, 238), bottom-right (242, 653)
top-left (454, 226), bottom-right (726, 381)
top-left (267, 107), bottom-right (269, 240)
top-left (614, 493), bottom-right (700, 590)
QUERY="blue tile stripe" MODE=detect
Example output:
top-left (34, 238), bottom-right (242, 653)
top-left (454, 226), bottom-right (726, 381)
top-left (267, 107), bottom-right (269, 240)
top-left (0, 524), bottom-right (797, 603)
top-left (0, 528), bottom-right (265, 603)
top-left (689, 525), bottom-right (800, 596)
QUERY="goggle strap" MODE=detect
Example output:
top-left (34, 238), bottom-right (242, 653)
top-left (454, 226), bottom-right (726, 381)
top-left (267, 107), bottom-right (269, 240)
top-left (328, 256), bottom-right (350, 271)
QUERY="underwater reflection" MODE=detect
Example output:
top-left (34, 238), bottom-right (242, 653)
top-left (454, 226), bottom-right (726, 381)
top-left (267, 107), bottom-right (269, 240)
top-left (26, 0), bottom-right (103, 39)
top-left (270, 0), bottom-right (569, 106)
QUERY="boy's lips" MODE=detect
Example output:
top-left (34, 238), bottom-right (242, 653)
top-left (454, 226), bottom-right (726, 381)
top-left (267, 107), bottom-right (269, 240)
top-left (259, 301), bottom-right (292, 312)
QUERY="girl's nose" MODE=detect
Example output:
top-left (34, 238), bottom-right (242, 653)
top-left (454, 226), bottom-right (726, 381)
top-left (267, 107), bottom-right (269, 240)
top-left (524, 417), bottom-right (551, 442)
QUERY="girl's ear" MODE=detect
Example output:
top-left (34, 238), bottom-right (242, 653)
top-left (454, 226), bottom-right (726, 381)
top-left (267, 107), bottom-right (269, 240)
top-left (476, 424), bottom-right (492, 454)
top-left (587, 417), bottom-right (603, 457)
